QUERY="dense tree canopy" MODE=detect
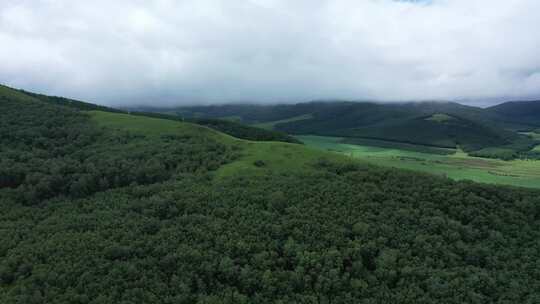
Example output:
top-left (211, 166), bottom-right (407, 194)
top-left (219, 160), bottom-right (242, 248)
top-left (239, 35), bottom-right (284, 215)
top-left (0, 96), bottom-right (236, 204)
top-left (189, 118), bottom-right (302, 144)
top-left (1, 92), bottom-right (540, 303)
top-left (172, 102), bottom-right (540, 159)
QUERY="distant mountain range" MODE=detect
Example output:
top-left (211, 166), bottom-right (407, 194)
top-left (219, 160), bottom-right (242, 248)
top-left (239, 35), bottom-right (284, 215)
top-left (486, 100), bottom-right (540, 129)
top-left (3, 82), bottom-right (539, 159)
top-left (137, 100), bottom-right (540, 159)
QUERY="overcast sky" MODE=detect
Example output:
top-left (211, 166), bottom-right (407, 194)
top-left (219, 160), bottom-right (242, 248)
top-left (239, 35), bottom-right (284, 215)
top-left (1, 0), bottom-right (540, 107)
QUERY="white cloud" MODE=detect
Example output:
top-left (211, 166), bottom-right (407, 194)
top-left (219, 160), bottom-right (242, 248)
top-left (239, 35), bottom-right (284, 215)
top-left (0, 0), bottom-right (539, 106)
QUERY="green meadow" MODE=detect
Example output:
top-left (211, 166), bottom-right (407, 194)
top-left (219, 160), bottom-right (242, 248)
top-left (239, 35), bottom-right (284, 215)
top-left (297, 135), bottom-right (540, 189)
top-left (253, 114), bottom-right (313, 130)
top-left (523, 132), bottom-right (540, 152)
top-left (521, 131), bottom-right (540, 140)
top-left (89, 111), bottom-right (349, 179)
top-left (89, 111), bottom-right (540, 189)
top-left (88, 111), bottom-right (232, 142)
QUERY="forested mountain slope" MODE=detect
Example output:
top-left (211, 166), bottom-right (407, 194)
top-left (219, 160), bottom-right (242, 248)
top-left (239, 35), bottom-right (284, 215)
top-left (486, 100), bottom-right (540, 129)
top-left (1, 88), bottom-right (540, 303)
top-left (0, 84), bottom-right (122, 113)
top-left (0, 88), bottom-right (236, 204)
top-left (125, 110), bottom-right (301, 144)
top-left (0, 84), bottom-right (298, 144)
top-left (164, 101), bottom-right (537, 154)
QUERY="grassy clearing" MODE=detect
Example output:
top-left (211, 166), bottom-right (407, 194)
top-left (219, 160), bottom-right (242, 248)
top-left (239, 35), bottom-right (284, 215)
top-left (214, 141), bottom-right (347, 179)
top-left (426, 113), bottom-right (455, 122)
top-left (0, 85), bottom-right (41, 102)
top-left (88, 111), bottom-right (540, 189)
top-left (521, 131), bottom-right (540, 141)
top-left (89, 111), bottom-right (347, 180)
top-left (297, 135), bottom-right (540, 189)
top-left (253, 114), bottom-right (314, 130)
top-left (88, 111), bottom-right (235, 143)
top-left (342, 137), bottom-right (455, 155)
top-left (519, 132), bottom-right (540, 152)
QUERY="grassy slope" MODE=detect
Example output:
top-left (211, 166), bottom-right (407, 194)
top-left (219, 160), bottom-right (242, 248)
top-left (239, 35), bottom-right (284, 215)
top-left (215, 141), bottom-right (342, 179)
top-left (0, 84), bottom-right (41, 102)
top-left (521, 131), bottom-right (540, 140)
top-left (425, 113), bottom-right (455, 122)
top-left (298, 135), bottom-right (540, 189)
top-left (90, 110), bottom-right (540, 189)
top-left (88, 111), bottom-right (231, 142)
top-left (253, 114), bottom-right (314, 130)
top-left (6, 82), bottom-right (538, 189)
top-left (1, 84), bottom-right (121, 113)
top-left (5, 88), bottom-right (540, 303)
top-left (1, 84), bottom-right (297, 146)
top-left (342, 137), bottom-right (456, 155)
top-left (88, 111), bottom-right (349, 180)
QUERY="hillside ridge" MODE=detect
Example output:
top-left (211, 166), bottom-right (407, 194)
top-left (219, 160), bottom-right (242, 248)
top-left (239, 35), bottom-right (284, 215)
top-left (164, 100), bottom-right (539, 158)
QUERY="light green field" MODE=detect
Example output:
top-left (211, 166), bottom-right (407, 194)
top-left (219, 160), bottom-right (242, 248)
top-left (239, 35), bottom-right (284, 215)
top-left (426, 113), bottom-right (454, 122)
top-left (88, 111), bottom-right (234, 142)
top-left (519, 132), bottom-right (540, 152)
top-left (298, 135), bottom-right (540, 189)
top-left (88, 111), bottom-right (347, 180)
top-left (0, 85), bottom-right (41, 102)
top-left (215, 141), bottom-right (345, 179)
top-left (253, 114), bottom-right (313, 130)
top-left (520, 131), bottom-right (540, 140)
top-left (88, 111), bottom-right (540, 189)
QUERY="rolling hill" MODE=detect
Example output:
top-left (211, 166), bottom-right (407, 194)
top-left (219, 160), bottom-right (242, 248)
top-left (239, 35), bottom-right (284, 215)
top-left (0, 85), bottom-right (299, 145)
top-left (159, 101), bottom-right (539, 157)
top-left (486, 100), bottom-right (540, 130)
top-left (2, 86), bottom-right (540, 303)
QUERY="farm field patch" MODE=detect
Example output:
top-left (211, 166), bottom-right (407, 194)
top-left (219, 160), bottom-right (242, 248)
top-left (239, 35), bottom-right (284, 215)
top-left (297, 135), bottom-right (540, 189)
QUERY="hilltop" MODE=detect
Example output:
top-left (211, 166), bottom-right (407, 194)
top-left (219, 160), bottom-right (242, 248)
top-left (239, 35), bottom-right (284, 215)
top-left (0, 84), bottom-right (299, 145)
top-left (486, 100), bottom-right (540, 130)
top-left (153, 101), bottom-right (540, 159)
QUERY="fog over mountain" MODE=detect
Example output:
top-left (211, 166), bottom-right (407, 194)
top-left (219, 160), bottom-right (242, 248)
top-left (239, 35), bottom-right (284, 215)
top-left (1, 0), bottom-right (540, 107)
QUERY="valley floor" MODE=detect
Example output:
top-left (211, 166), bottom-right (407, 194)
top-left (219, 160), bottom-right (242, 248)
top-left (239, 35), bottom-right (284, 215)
top-left (297, 135), bottom-right (540, 189)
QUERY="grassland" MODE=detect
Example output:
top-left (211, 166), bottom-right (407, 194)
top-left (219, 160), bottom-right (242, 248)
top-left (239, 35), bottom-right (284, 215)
top-left (88, 111), bottom-right (540, 189)
top-left (520, 132), bottom-right (540, 152)
top-left (521, 131), bottom-right (540, 141)
top-left (342, 137), bottom-right (455, 155)
top-left (88, 111), bottom-right (234, 142)
top-left (0, 84), bottom-right (41, 102)
top-left (89, 111), bottom-right (348, 180)
top-left (253, 114), bottom-right (313, 130)
top-left (215, 141), bottom-right (347, 179)
top-left (426, 113), bottom-right (455, 122)
top-left (298, 135), bottom-right (540, 189)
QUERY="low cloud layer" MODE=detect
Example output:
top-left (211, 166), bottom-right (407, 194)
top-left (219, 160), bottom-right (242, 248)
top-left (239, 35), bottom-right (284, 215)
top-left (1, 0), bottom-right (539, 106)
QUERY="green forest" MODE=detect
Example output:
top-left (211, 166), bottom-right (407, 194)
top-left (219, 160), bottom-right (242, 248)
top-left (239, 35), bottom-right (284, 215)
top-left (123, 110), bottom-right (301, 144)
top-left (1, 87), bottom-right (540, 303)
top-left (170, 101), bottom-right (540, 159)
